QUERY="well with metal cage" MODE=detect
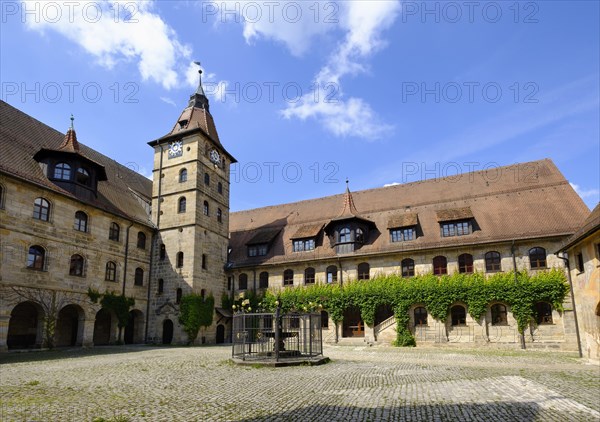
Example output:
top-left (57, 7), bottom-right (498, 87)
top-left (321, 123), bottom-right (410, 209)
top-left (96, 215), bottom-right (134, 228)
top-left (231, 305), bottom-right (329, 366)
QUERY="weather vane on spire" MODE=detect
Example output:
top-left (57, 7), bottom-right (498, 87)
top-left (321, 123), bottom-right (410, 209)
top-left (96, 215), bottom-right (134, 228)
top-left (70, 114), bottom-right (74, 130)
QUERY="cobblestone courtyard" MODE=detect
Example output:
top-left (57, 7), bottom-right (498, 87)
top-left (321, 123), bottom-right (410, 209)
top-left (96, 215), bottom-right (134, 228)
top-left (1, 344), bottom-right (599, 421)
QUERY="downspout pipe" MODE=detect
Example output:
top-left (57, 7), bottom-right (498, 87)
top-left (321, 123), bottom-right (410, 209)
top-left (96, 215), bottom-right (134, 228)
top-left (121, 222), bottom-right (134, 296)
top-left (556, 253), bottom-right (583, 358)
top-left (511, 241), bottom-right (526, 349)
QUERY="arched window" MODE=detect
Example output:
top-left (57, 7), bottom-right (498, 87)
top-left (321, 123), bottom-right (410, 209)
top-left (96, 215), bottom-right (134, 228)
top-left (485, 251), bottom-right (501, 272)
top-left (202, 254), bottom-right (207, 269)
top-left (217, 182), bottom-right (223, 194)
top-left (137, 232), bottom-right (146, 249)
top-left (159, 244), bottom-right (166, 260)
top-left (134, 268), bottom-right (144, 286)
top-left (204, 172), bottom-right (210, 185)
top-left (357, 262), bottom-right (370, 280)
top-left (179, 168), bottom-right (187, 183)
top-left (535, 302), bottom-right (553, 324)
top-left (33, 197), bottom-right (50, 221)
top-left (74, 211), bottom-right (88, 232)
top-left (304, 267), bottom-right (316, 284)
top-left (157, 278), bottom-right (164, 294)
top-left (27, 245), bottom-right (45, 270)
top-left (321, 310), bottom-right (329, 328)
top-left (176, 252), bottom-right (184, 268)
top-left (176, 288), bottom-right (182, 304)
top-left (283, 269), bottom-right (294, 286)
top-left (217, 208), bottom-right (222, 223)
top-left (69, 254), bottom-right (84, 276)
top-left (178, 197), bottom-right (187, 213)
top-left (356, 228), bottom-right (364, 243)
top-left (239, 273), bottom-right (248, 290)
top-left (203, 201), bottom-right (209, 216)
top-left (401, 258), bottom-right (415, 278)
top-left (339, 227), bottom-right (351, 243)
top-left (529, 247), bottom-right (547, 269)
top-left (54, 162), bottom-right (71, 180)
top-left (458, 253), bottom-right (473, 273)
top-left (491, 304), bottom-right (507, 325)
top-left (76, 168), bottom-right (90, 185)
top-left (109, 222), bottom-right (120, 241)
top-left (326, 265), bottom-right (337, 283)
top-left (259, 271), bottom-right (269, 288)
top-left (433, 256), bottom-right (447, 275)
top-left (414, 307), bottom-right (428, 326)
top-left (105, 261), bottom-right (117, 281)
top-left (451, 305), bottom-right (466, 326)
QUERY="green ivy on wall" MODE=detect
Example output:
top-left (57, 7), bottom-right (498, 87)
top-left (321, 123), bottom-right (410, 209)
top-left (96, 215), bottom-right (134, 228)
top-left (87, 289), bottom-right (135, 344)
top-left (178, 293), bottom-right (215, 344)
top-left (257, 269), bottom-right (568, 347)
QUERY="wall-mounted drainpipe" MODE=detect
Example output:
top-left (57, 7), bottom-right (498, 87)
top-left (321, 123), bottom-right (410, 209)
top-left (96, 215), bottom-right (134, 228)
top-left (121, 222), bottom-right (134, 296)
top-left (252, 269), bottom-right (257, 292)
top-left (511, 241), bottom-right (526, 349)
top-left (557, 253), bottom-right (583, 358)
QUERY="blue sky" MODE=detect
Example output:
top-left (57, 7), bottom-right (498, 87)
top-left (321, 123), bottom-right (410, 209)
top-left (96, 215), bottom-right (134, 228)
top-left (1, 1), bottom-right (598, 212)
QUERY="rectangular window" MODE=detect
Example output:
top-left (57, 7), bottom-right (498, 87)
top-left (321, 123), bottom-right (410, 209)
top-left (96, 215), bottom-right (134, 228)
top-left (441, 220), bottom-right (471, 237)
top-left (390, 227), bottom-right (415, 242)
top-left (248, 244), bottom-right (268, 257)
top-left (576, 252), bottom-right (584, 273)
top-left (293, 238), bottom-right (315, 252)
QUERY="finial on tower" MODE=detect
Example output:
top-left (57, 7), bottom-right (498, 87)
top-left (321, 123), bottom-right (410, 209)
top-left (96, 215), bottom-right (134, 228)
top-left (189, 61), bottom-right (209, 111)
top-left (70, 114), bottom-right (75, 130)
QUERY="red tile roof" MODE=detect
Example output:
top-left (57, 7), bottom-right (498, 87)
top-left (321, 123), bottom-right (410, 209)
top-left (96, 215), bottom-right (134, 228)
top-left (229, 159), bottom-right (590, 268)
top-left (0, 100), bottom-right (153, 226)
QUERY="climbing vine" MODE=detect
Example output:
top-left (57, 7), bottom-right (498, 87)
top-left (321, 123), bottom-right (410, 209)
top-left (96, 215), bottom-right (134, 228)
top-left (87, 289), bottom-right (135, 344)
top-left (257, 269), bottom-right (568, 347)
top-left (178, 293), bottom-right (215, 344)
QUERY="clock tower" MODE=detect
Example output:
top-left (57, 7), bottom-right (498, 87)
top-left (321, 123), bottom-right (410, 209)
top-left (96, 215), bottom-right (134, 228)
top-left (147, 66), bottom-right (236, 345)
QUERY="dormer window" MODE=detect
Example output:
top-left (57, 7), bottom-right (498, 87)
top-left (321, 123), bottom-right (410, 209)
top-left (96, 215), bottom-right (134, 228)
top-left (441, 220), bottom-right (471, 237)
top-left (248, 244), bottom-right (268, 257)
top-left (293, 238), bottom-right (315, 252)
top-left (76, 168), bottom-right (90, 185)
top-left (339, 227), bottom-right (351, 243)
top-left (388, 213), bottom-right (418, 243)
top-left (54, 162), bottom-right (71, 180)
top-left (178, 119), bottom-right (188, 128)
top-left (436, 207), bottom-right (475, 238)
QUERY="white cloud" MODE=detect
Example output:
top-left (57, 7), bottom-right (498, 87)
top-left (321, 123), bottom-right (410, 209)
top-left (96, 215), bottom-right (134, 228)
top-left (570, 183), bottom-right (600, 201)
top-left (23, 1), bottom-right (191, 90)
top-left (384, 182), bottom-right (400, 187)
top-left (213, 1), bottom-right (336, 56)
top-left (160, 97), bottom-right (176, 107)
top-left (281, 1), bottom-right (400, 139)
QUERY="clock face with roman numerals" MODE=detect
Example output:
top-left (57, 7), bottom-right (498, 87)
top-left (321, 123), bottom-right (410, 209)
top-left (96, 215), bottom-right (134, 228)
top-left (209, 149), bottom-right (221, 164)
top-left (168, 141), bottom-right (183, 158)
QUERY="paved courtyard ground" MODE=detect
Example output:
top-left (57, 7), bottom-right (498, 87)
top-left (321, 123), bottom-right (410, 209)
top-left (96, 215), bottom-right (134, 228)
top-left (0, 344), bottom-right (599, 421)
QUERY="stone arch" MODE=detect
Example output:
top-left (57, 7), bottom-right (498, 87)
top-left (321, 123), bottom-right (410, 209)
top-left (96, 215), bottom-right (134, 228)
top-left (55, 304), bottom-right (85, 347)
top-left (7, 301), bottom-right (44, 349)
top-left (342, 306), bottom-right (364, 338)
top-left (93, 308), bottom-right (117, 346)
top-left (374, 304), bottom-right (394, 326)
top-left (216, 323), bottom-right (225, 344)
top-left (162, 319), bottom-right (174, 345)
top-left (124, 309), bottom-right (144, 344)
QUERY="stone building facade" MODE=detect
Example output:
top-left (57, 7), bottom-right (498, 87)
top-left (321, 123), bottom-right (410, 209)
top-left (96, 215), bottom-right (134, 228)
top-left (227, 161), bottom-right (591, 350)
top-left (558, 204), bottom-right (600, 361)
